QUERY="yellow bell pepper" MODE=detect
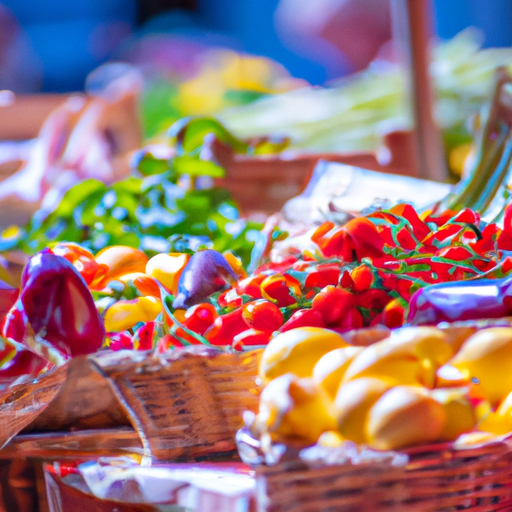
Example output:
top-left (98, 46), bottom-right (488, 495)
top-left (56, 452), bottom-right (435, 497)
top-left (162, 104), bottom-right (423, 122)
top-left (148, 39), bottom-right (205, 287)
top-left (104, 296), bottom-right (162, 332)
top-left (93, 246), bottom-right (148, 289)
top-left (146, 253), bottom-right (190, 296)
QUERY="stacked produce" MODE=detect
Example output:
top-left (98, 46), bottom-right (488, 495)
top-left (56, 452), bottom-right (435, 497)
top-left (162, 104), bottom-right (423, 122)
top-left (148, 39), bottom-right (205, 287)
top-left (4, 33), bottom-right (512, 512)
top-left (2, 195), bottom-right (512, 386)
top-left (248, 325), bottom-right (512, 451)
top-left (137, 43), bottom-right (304, 139)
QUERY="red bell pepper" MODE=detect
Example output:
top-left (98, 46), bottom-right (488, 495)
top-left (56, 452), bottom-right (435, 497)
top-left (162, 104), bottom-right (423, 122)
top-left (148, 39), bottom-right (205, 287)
top-left (3, 251), bottom-right (105, 359)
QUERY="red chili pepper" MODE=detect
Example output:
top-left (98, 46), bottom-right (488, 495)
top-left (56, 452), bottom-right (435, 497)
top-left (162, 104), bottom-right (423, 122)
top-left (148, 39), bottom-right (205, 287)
top-left (395, 227), bottom-right (416, 251)
top-left (217, 288), bottom-right (243, 309)
top-left (350, 265), bottom-right (375, 293)
top-left (503, 257), bottom-right (512, 275)
top-left (131, 275), bottom-right (161, 298)
top-left (304, 263), bottom-right (341, 289)
top-left (312, 222), bottom-right (348, 259)
top-left (368, 211), bottom-right (401, 226)
top-left (280, 308), bottom-right (326, 332)
top-left (354, 288), bottom-right (392, 310)
top-left (471, 259), bottom-right (496, 273)
top-left (204, 308), bottom-right (247, 345)
top-left (232, 329), bottom-right (272, 350)
top-left (381, 298), bottom-right (406, 328)
top-left (335, 307), bottom-right (364, 330)
top-left (422, 223), bottom-right (462, 246)
top-left (436, 246), bottom-right (473, 261)
top-left (236, 275), bottom-right (265, 299)
top-left (254, 256), bottom-right (298, 274)
top-left (471, 224), bottom-right (500, 254)
top-left (180, 303), bottom-right (218, 339)
top-left (313, 218), bottom-right (385, 261)
top-left (311, 286), bottom-right (354, 326)
top-left (451, 208), bottom-right (480, 225)
top-left (339, 270), bottom-right (355, 290)
top-left (369, 312), bottom-right (383, 327)
top-left (423, 209), bottom-right (458, 227)
top-left (389, 203), bottom-right (431, 241)
top-left (52, 243), bottom-right (109, 287)
top-left (108, 332), bottom-right (134, 351)
top-left (241, 299), bottom-right (283, 332)
top-left (344, 217), bottom-right (386, 259)
top-left (498, 204), bottom-right (512, 251)
top-left (377, 273), bottom-right (414, 301)
top-left (136, 321), bottom-right (155, 350)
top-left (156, 334), bottom-right (184, 353)
top-left (261, 273), bottom-right (299, 307)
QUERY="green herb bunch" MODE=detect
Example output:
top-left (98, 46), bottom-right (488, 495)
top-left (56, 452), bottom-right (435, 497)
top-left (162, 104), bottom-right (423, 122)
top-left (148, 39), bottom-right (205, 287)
top-left (2, 117), bottom-right (287, 265)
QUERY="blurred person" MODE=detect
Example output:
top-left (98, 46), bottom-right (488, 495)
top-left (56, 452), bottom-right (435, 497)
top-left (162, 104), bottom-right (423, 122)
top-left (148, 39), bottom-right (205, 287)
top-left (0, 66), bottom-right (143, 227)
top-left (274, 0), bottom-right (512, 80)
top-left (274, 0), bottom-right (391, 76)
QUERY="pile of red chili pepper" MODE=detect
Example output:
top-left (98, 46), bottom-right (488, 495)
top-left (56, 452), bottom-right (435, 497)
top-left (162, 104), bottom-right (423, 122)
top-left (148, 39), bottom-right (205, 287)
top-left (1, 201), bottom-right (512, 384)
top-left (165, 202), bottom-right (512, 349)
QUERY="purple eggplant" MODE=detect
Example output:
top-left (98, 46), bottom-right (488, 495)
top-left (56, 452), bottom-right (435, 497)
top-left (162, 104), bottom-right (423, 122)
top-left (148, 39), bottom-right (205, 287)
top-left (406, 276), bottom-right (512, 325)
top-left (173, 249), bottom-right (237, 309)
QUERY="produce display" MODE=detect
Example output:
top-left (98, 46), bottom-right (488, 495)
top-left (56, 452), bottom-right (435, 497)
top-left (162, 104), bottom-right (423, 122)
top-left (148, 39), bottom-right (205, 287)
top-left (219, 30), bottom-right (512, 160)
top-left (4, 29), bottom-right (512, 512)
top-left (136, 42), bottom-right (304, 139)
top-left (249, 325), bottom-right (512, 450)
top-left (4, 197), bottom-right (512, 384)
top-left (1, 117), bottom-right (283, 262)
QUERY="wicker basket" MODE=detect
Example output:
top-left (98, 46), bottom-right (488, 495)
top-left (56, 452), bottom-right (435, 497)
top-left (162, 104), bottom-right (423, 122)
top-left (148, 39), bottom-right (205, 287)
top-left (0, 347), bottom-right (260, 463)
top-left (243, 431), bottom-right (512, 512)
top-left (42, 460), bottom-right (257, 512)
top-left (212, 130), bottom-right (419, 215)
top-left (0, 346), bottom-right (260, 511)
top-left (92, 346), bottom-right (261, 462)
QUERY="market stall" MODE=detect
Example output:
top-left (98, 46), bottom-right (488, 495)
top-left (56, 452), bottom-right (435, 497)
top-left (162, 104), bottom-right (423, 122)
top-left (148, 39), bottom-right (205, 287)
top-left (2, 1), bottom-right (512, 511)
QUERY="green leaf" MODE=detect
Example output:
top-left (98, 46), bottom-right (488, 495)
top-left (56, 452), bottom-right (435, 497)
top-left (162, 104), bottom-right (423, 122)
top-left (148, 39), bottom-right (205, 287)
top-left (53, 179), bottom-right (107, 219)
top-left (172, 155), bottom-right (225, 178)
top-left (170, 117), bottom-right (249, 154)
top-left (136, 152), bottom-right (171, 176)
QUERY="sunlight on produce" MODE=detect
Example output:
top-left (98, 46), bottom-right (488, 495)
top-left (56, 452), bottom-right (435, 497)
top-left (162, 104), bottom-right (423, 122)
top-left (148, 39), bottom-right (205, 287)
top-left (1, 1), bottom-right (512, 510)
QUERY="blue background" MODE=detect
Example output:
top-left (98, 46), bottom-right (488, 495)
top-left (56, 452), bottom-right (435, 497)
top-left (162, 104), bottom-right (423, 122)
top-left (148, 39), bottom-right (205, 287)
top-left (2, 0), bottom-right (512, 92)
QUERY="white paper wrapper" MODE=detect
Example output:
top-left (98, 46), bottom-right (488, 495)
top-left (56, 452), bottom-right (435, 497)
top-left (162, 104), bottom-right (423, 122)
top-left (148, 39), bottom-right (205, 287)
top-left (282, 160), bottom-right (451, 225)
top-left (45, 459), bottom-right (256, 512)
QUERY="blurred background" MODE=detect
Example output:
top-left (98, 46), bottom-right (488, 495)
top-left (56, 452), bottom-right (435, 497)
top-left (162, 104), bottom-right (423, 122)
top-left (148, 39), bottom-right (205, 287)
top-left (1, 0), bottom-right (512, 235)
top-left (1, 0), bottom-right (511, 94)
top-left (2, 0), bottom-right (512, 166)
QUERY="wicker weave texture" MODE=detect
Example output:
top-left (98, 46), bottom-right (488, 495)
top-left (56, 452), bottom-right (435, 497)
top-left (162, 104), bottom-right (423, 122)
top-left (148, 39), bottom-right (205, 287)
top-left (97, 348), bottom-right (261, 461)
top-left (257, 438), bottom-right (512, 511)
